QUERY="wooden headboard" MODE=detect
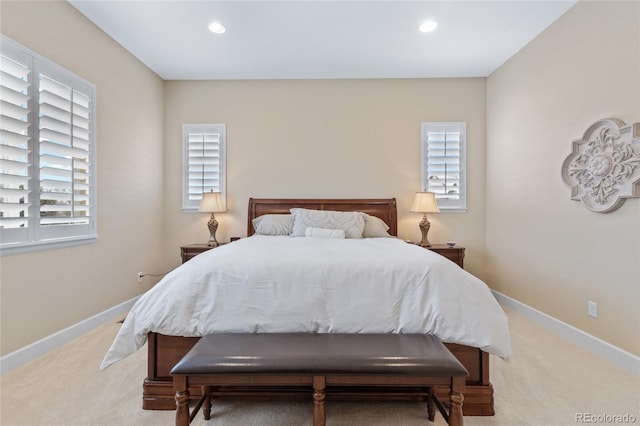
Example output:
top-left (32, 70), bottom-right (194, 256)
top-left (247, 198), bottom-right (397, 236)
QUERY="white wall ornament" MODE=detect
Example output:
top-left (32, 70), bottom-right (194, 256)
top-left (561, 118), bottom-right (640, 213)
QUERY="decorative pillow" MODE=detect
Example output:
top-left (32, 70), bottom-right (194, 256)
top-left (252, 214), bottom-right (293, 236)
top-left (304, 227), bottom-right (346, 239)
top-left (290, 208), bottom-right (366, 239)
top-left (363, 215), bottom-right (392, 238)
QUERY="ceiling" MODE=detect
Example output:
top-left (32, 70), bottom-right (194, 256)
top-left (68, 0), bottom-right (576, 80)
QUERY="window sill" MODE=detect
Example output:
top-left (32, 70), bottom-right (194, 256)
top-left (438, 207), bottom-right (468, 213)
top-left (0, 235), bottom-right (97, 256)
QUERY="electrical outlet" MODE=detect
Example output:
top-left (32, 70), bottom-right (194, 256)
top-left (587, 300), bottom-right (598, 318)
top-left (137, 272), bottom-right (144, 283)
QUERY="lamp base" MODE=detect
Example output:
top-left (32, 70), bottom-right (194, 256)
top-left (418, 214), bottom-right (432, 247)
top-left (207, 213), bottom-right (219, 247)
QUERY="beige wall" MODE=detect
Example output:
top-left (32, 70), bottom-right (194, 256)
top-left (486, 1), bottom-right (640, 355)
top-left (163, 79), bottom-right (488, 275)
top-left (0, 1), bottom-right (166, 355)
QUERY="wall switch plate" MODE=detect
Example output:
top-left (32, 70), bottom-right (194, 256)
top-left (587, 300), bottom-right (598, 318)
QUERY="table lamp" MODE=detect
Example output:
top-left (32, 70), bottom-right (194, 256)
top-left (199, 191), bottom-right (225, 247)
top-left (410, 192), bottom-right (440, 247)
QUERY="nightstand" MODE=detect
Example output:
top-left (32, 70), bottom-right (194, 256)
top-left (426, 244), bottom-right (465, 268)
top-left (409, 243), bottom-right (465, 268)
top-left (180, 243), bottom-right (227, 264)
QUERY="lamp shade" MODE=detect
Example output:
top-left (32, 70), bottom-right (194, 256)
top-left (410, 192), bottom-right (440, 213)
top-left (198, 191), bottom-right (225, 213)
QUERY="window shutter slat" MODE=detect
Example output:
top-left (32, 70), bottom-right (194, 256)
top-left (1, 100), bottom-right (30, 122)
top-left (72, 90), bottom-right (90, 108)
top-left (0, 114), bottom-right (30, 135)
top-left (1, 56), bottom-right (30, 80)
top-left (0, 87), bottom-right (30, 112)
top-left (39, 89), bottom-right (72, 112)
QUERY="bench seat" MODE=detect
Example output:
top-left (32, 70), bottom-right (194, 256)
top-left (171, 333), bottom-right (468, 426)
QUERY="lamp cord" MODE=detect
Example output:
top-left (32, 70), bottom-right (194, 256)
top-left (139, 271), bottom-right (171, 279)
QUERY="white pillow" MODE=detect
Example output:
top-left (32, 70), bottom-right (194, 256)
top-left (304, 227), bottom-right (346, 239)
top-left (363, 215), bottom-right (392, 238)
top-left (252, 214), bottom-right (293, 236)
top-left (290, 208), bottom-right (366, 239)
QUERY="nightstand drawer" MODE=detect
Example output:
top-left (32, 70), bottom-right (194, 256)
top-left (427, 245), bottom-right (465, 268)
top-left (180, 243), bottom-right (227, 263)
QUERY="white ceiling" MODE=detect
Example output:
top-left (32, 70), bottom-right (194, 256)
top-left (68, 0), bottom-right (576, 80)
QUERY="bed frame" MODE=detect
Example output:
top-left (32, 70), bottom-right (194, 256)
top-left (141, 198), bottom-right (495, 415)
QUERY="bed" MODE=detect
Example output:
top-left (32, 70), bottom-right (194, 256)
top-left (102, 198), bottom-right (510, 415)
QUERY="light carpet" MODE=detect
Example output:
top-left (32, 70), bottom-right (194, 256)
top-left (1, 306), bottom-right (638, 426)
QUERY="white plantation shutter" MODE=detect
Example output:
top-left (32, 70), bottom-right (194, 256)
top-left (38, 75), bottom-right (92, 228)
top-left (0, 50), bottom-right (31, 241)
top-left (0, 35), bottom-right (96, 254)
top-left (182, 124), bottom-right (226, 211)
top-left (421, 122), bottom-right (467, 211)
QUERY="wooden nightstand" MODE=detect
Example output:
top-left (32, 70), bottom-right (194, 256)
top-left (409, 243), bottom-right (465, 268)
top-left (426, 244), bottom-right (465, 268)
top-left (180, 243), bottom-right (227, 264)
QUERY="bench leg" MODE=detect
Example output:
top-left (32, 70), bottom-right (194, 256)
top-left (426, 387), bottom-right (436, 422)
top-left (313, 375), bottom-right (326, 426)
top-left (174, 376), bottom-right (190, 426)
top-left (202, 386), bottom-right (212, 420)
top-left (448, 376), bottom-right (465, 426)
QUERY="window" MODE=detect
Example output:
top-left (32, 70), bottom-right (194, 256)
top-left (421, 122), bottom-right (467, 211)
top-left (182, 124), bottom-right (226, 211)
top-left (0, 36), bottom-right (97, 254)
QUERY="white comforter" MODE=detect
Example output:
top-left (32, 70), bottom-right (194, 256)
top-left (101, 236), bottom-right (511, 369)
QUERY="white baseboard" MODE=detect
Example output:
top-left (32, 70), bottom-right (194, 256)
top-left (492, 290), bottom-right (640, 376)
top-left (0, 296), bottom-right (139, 376)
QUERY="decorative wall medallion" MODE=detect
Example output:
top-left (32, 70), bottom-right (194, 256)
top-left (562, 118), bottom-right (640, 213)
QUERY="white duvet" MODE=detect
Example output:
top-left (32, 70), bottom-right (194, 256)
top-left (101, 236), bottom-right (511, 369)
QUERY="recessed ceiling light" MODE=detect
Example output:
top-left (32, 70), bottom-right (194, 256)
top-left (419, 20), bottom-right (438, 33)
top-left (208, 22), bottom-right (226, 34)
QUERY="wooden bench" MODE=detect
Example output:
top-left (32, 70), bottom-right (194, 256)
top-left (170, 333), bottom-right (468, 426)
